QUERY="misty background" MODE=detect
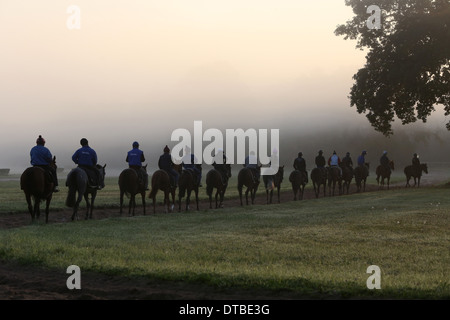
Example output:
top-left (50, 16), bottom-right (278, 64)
top-left (1, 1), bottom-right (449, 176)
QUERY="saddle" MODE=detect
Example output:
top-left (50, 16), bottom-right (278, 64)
top-left (79, 166), bottom-right (99, 188)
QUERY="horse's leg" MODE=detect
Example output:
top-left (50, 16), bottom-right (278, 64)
top-left (34, 197), bottom-right (41, 222)
top-left (195, 187), bottom-right (199, 210)
top-left (141, 191), bottom-right (146, 215)
top-left (25, 194), bottom-right (34, 222)
top-left (45, 195), bottom-right (52, 223)
top-left (119, 190), bottom-right (124, 215)
top-left (186, 189), bottom-right (192, 211)
top-left (245, 187), bottom-right (250, 205)
top-left (266, 189), bottom-right (269, 204)
top-left (238, 184), bottom-right (243, 206)
top-left (171, 189), bottom-right (176, 212)
top-left (215, 189), bottom-right (219, 208)
top-left (129, 194), bottom-right (134, 216)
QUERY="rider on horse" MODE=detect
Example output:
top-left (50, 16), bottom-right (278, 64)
top-left (244, 151), bottom-right (260, 184)
top-left (315, 150), bottom-right (327, 179)
top-left (341, 152), bottom-right (353, 169)
top-left (72, 138), bottom-right (103, 189)
top-left (126, 141), bottom-right (148, 190)
top-left (212, 148), bottom-right (229, 184)
top-left (328, 151), bottom-right (342, 177)
top-left (412, 153), bottom-right (421, 175)
top-left (380, 151), bottom-right (391, 174)
top-left (158, 145), bottom-right (179, 188)
top-left (182, 146), bottom-right (202, 187)
top-left (357, 150), bottom-right (367, 167)
top-left (30, 135), bottom-right (59, 192)
top-left (293, 152), bottom-right (308, 183)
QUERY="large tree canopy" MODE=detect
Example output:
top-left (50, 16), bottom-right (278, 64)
top-left (335, 0), bottom-right (450, 136)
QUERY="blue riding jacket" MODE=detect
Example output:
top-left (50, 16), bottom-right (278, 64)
top-left (30, 145), bottom-right (53, 166)
top-left (126, 148), bottom-right (145, 167)
top-left (72, 146), bottom-right (98, 167)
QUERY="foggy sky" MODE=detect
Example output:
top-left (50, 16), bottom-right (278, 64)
top-left (1, 1), bottom-right (449, 175)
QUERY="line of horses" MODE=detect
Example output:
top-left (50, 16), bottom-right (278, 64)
top-left (19, 158), bottom-right (428, 224)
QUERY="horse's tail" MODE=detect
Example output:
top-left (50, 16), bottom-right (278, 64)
top-left (65, 170), bottom-right (76, 207)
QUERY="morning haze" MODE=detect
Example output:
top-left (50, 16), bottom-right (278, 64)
top-left (0, 1), bottom-right (448, 175)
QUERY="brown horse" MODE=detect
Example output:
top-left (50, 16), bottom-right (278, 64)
top-left (354, 163), bottom-right (370, 192)
top-left (148, 169), bottom-right (176, 213)
top-left (340, 165), bottom-right (354, 195)
top-left (206, 164), bottom-right (232, 209)
top-left (404, 163), bottom-right (428, 187)
top-left (327, 166), bottom-right (342, 196)
top-left (310, 167), bottom-right (327, 198)
top-left (66, 164), bottom-right (107, 221)
top-left (289, 170), bottom-right (307, 201)
top-left (238, 166), bottom-right (261, 206)
top-left (263, 166), bottom-right (284, 204)
top-left (119, 165), bottom-right (147, 216)
top-left (20, 156), bottom-right (57, 223)
top-left (178, 166), bottom-right (200, 212)
top-left (376, 160), bottom-right (395, 189)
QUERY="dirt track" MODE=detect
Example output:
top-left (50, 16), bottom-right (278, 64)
top-left (0, 181), bottom-right (416, 300)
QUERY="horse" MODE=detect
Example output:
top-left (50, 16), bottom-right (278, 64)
top-left (206, 164), bottom-right (232, 209)
top-left (340, 165), bottom-right (354, 195)
top-left (20, 156), bottom-right (57, 223)
top-left (263, 166), bottom-right (284, 204)
top-left (376, 160), bottom-right (395, 189)
top-left (177, 165), bottom-right (201, 212)
top-left (118, 165), bottom-right (147, 216)
top-left (289, 170), bottom-right (307, 201)
top-left (327, 166), bottom-right (342, 196)
top-left (237, 166), bottom-right (261, 206)
top-left (354, 163), bottom-right (370, 192)
top-left (310, 167), bottom-right (327, 198)
top-left (148, 169), bottom-right (176, 213)
top-left (65, 164), bottom-right (106, 221)
top-left (404, 163), bottom-right (428, 187)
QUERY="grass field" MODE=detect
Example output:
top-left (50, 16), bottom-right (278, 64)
top-left (0, 168), bottom-right (449, 299)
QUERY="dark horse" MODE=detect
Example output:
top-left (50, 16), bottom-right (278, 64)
top-left (340, 165), bottom-right (354, 195)
top-left (65, 164), bottom-right (106, 221)
top-left (376, 161), bottom-right (395, 189)
top-left (238, 166), bottom-right (261, 206)
top-left (289, 170), bottom-right (307, 201)
top-left (354, 163), bottom-right (370, 192)
top-left (310, 167), bottom-right (327, 198)
top-left (206, 164), bottom-right (232, 209)
top-left (263, 166), bottom-right (284, 204)
top-left (148, 169), bottom-right (176, 213)
top-left (20, 156), bottom-right (57, 223)
top-left (177, 165), bottom-right (201, 212)
top-left (119, 165), bottom-right (147, 216)
top-left (404, 163), bottom-right (428, 187)
top-left (327, 166), bottom-right (342, 196)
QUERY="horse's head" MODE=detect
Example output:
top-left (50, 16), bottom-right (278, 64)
top-left (389, 160), bottom-right (395, 170)
top-left (422, 163), bottom-right (428, 174)
top-left (226, 164), bottom-right (232, 178)
top-left (50, 156), bottom-right (57, 169)
top-left (96, 164), bottom-right (106, 182)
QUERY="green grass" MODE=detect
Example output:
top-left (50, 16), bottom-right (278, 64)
top-left (0, 183), bottom-right (449, 299)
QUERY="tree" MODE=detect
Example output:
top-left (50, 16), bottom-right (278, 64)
top-left (335, 0), bottom-right (450, 136)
